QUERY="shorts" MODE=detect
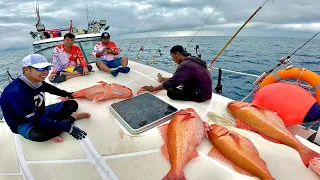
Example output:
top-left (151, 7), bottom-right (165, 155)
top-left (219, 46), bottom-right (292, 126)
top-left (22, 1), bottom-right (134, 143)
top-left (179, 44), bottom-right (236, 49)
top-left (98, 57), bottom-right (122, 69)
top-left (51, 65), bottom-right (93, 83)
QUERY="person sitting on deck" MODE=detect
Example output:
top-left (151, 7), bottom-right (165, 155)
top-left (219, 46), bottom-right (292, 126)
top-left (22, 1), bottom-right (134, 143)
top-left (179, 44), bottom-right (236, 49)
top-left (92, 32), bottom-right (130, 77)
top-left (0, 54), bottom-right (90, 143)
top-left (49, 33), bottom-right (93, 83)
top-left (141, 45), bottom-right (213, 102)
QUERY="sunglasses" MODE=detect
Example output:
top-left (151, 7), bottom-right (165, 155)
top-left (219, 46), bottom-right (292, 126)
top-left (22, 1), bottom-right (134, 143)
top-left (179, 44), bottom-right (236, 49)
top-left (29, 66), bottom-right (51, 72)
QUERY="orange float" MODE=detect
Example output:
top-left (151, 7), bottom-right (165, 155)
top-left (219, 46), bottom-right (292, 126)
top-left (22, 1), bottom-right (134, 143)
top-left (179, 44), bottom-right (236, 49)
top-left (260, 67), bottom-right (320, 103)
top-left (253, 82), bottom-right (317, 126)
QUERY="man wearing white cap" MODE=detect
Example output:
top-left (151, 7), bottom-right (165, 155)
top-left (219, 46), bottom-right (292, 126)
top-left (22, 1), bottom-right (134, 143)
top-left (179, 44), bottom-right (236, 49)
top-left (0, 54), bottom-right (91, 143)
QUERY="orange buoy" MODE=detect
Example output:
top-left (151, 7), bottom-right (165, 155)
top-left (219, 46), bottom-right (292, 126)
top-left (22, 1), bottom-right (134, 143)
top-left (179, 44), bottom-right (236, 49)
top-left (260, 68), bottom-right (320, 104)
top-left (252, 82), bottom-right (316, 126)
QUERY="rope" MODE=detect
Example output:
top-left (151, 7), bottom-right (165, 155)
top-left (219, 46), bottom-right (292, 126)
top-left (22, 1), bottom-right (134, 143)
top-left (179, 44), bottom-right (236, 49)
top-left (185, 0), bottom-right (224, 49)
top-left (210, 67), bottom-right (259, 78)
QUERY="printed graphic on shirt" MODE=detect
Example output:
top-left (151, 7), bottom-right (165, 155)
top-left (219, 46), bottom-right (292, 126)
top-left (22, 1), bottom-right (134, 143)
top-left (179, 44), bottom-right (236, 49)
top-left (92, 41), bottom-right (120, 61)
top-left (51, 44), bottom-right (87, 74)
top-left (34, 92), bottom-right (45, 109)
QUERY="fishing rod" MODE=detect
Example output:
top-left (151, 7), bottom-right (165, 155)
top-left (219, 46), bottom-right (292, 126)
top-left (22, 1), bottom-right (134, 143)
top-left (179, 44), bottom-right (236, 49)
top-left (135, 10), bottom-right (164, 61)
top-left (124, 21), bottom-right (146, 56)
top-left (241, 30), bottom-right (320, 102)
top-left (149, 11), bottom-right (183, 67)
top-left (185, 0), bottom-right (225, 53)
top-left (119, 22), bottom-right (138, 52)
top-left (209, 0), bottom-right (272, 67)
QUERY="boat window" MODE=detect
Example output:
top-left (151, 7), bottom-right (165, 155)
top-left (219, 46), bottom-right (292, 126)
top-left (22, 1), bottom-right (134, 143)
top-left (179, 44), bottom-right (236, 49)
top-left (79, 40), bottom-right (99, 63)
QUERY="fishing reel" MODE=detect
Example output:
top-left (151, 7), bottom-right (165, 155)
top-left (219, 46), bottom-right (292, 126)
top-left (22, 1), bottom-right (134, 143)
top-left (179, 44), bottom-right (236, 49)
top-left (280, 56), bottom-right (293, 69)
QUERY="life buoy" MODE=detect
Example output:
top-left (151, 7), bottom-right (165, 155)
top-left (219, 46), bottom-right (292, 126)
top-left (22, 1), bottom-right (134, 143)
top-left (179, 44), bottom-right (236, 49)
top-left (260, 68), bottom-right (320, 103)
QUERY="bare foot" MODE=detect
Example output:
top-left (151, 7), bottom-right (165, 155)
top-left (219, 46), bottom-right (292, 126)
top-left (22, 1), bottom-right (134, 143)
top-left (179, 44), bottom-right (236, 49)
top-left (71, 112), bottom-right (91, 120)
top-left (51, 136), bottom-right (63, 143)
top-left (157, 73), bottom-right (163, 83)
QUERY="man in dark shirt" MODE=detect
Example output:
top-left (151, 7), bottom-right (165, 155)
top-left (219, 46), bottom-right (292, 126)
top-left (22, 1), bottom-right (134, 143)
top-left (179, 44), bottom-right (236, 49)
top-left (142, 45), bottom-right (212, 102)
top-left (0, 54), bottom-right (90, 143)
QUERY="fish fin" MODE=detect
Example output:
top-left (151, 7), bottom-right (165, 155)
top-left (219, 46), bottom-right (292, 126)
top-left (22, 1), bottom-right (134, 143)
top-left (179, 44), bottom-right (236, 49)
top-left (260, 134), bottom-right (283, 144)
top-left (229, 132), bottom-right (241, 148)
top-left (236, 118), bottom-right (256, 132)
top-left (208, 147), bottom-right (229, 162)
top-left (232, 165), bottom-right (254, 177)
top-left (309, 158), bottom-right (320, 176)
top-left (158, 123), bottom-right (169, 144)
top-left (181, 113), bottom-right (194, 122)
top-left (92, 96), bottom-right (104, 102)
top-left (162, 170), bottom-right (186, 180)
top-left (97, 81), bottom-right (108, 84)
top-left (251, 104), bottom-right (278, 115)
top-left (160, 144), bottom-right (170, 162)
top-left (203, 121), bottom-right (210, 138)
top-left (299, 149), bottom-right (320, 167)
top-left (208, 147), bottom-right (253, 176)
top-left (188, 150), bottom-right (199, 162)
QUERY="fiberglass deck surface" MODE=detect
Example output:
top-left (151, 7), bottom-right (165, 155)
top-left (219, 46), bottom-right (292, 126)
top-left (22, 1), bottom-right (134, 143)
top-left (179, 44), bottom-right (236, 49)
top-left (1, 61), bottom-right (320, 180)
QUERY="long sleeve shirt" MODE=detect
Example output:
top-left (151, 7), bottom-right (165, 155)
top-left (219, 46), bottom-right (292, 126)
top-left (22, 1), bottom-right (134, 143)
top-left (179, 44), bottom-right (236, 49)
top-left (162, 56), bottom-right (213, 101)
top-left (0, 77), bottom-right (73, 133)
top-left (51, 44), bottom-right (88, 74)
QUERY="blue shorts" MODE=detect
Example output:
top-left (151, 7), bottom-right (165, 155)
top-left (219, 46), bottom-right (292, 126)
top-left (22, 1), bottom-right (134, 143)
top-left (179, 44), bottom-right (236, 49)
top-left (17, 102), bottom-right (65, 140)
top-left (99, 57), bottom-right (122, 69)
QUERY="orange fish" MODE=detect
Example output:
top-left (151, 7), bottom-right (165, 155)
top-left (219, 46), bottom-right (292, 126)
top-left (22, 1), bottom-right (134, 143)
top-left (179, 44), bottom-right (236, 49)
top-left (158, 108), bottom-right (205, 180)
top-left (69, 81), bottom-right (132, 102)
top-left (136, 88), bottom-right (161, 95)
top-left (227, 101), bottom-right (320, 167)
top-left (207, 124), bottom-right (275, 180)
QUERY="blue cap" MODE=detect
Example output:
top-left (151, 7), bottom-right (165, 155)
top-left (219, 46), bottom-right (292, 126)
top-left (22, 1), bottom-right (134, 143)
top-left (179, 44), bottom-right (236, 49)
top-left (22, 54), bottom-right (51, 68)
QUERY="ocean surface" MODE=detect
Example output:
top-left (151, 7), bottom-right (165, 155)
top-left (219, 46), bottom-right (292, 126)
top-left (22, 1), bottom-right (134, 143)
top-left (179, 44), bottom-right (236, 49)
top-left (0, 36), bottom-right (319, 119)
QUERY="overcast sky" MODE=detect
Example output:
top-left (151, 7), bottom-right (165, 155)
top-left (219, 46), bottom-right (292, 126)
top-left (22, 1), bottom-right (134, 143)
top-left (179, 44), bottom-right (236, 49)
top-left (0, 0), bottom-right (319, 51)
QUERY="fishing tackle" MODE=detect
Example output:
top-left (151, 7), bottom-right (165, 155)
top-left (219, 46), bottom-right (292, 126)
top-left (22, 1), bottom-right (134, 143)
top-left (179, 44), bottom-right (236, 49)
top-left (209, 0), bottom-right (272, 67)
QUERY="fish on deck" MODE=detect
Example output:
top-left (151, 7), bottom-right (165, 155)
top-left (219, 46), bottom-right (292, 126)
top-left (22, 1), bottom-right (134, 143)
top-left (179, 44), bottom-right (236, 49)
top-left (60, 81), bottom-right (133, 102)
top-left (206, 124), bottom-right (275, 180)
top-left (158, 108), bottom-right (205, 180)
top-left (227, 101), bottom-right (320, 172)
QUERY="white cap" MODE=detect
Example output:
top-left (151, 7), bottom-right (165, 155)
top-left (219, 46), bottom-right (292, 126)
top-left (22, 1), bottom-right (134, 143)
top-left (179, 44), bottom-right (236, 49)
top-left (22, 54), bottom-right (52, 68)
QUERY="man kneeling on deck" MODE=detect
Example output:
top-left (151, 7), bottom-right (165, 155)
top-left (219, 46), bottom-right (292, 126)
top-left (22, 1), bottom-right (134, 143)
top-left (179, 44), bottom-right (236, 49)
top-left (0, 54), bottom-right (90, 143)
top-left (93, 32), bottom-right (130, 77)
top-left (141, 45), bottom-right (212, 102)
top-left (49, 33), bottom-right (93, 83)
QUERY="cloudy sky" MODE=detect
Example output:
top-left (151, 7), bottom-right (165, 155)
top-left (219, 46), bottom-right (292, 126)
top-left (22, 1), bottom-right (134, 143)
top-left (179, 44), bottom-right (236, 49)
top-left (0, 0), bottom-right (319, 51)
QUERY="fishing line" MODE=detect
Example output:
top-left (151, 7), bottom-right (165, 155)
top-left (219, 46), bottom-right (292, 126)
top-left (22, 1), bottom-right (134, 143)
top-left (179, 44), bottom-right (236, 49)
top-left (209, 0), bottom-right (272, 67)
top-left (185, 0), bottom-right (225, 49)
top-left (119, 22), bottom-right (138, 52)
top-left (124, 21), bottom-right (146, 56)
top-left (135, 9), bottom-right (164, 61)
top-left (289, 30), bottom-right (320, 58)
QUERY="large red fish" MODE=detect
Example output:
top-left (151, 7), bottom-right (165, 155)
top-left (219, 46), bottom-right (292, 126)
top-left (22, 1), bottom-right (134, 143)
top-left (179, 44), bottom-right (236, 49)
top-left (65, 81), bottom-right (132, 102)
top-left (158, 108), bottom-right (205, 180)
top-left (227, 101), bottom-right (320, 168)
top-left (207, 124), bottom-right (275, 180)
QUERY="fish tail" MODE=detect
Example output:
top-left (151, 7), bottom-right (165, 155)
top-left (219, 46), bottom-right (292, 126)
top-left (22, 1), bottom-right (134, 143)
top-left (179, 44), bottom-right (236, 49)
top-left (71, 89), bottom-right (85, 98)
top-left (162, 170), bottom-right (186, 180)
top-left (299, 149), bottom-right (320, 167)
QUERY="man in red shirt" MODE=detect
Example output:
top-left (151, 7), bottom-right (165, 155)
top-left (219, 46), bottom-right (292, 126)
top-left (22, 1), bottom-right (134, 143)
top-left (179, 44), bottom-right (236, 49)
top-left (92, 32), bottom-right (130, 77)
top-left (49, 33), bottom-right (93, 83)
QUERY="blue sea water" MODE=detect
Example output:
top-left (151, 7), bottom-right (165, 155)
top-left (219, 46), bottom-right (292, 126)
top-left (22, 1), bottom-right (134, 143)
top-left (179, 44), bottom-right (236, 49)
top-left (0, 36), bottom-right (319, 119)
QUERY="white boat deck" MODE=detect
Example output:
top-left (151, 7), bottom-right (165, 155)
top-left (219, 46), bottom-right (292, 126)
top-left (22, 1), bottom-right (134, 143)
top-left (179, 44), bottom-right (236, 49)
top-left (1, 61), bottom-right (320, 180)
